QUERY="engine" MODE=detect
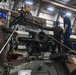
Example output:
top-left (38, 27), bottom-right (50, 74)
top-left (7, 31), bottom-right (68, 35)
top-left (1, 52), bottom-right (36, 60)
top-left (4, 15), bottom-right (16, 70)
top-left (13, 30), bottom-right (53, 56)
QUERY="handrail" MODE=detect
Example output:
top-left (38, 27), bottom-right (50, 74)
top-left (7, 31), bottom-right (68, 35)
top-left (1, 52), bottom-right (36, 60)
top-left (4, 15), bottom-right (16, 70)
top-left (0, 25), bottom-right (18, 54)
top-left (46, 34), bottom-right (76, 54)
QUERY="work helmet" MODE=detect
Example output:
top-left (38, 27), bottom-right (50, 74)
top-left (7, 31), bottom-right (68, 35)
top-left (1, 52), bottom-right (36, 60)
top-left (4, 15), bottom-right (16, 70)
top-left (60, 11), bottom-right (66, 15)
top-left (0, 12), bottom-right (6, 19)
top-left (56, 20), bottom-right (60, 25)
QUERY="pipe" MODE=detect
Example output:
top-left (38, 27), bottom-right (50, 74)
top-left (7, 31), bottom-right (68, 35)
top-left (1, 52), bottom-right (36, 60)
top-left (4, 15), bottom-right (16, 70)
top-left (42, 0), bottom-right (76, 12)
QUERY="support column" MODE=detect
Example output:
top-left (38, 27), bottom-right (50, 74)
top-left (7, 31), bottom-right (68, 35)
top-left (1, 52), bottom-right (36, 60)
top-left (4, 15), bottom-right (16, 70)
top-left (6, 0), bottom-right (11, 27)
top-left (56, 12), bottom-right (60, 20)
top-left (36, 4), bottom-right (41, 16)
top-left (36, 1), bottom-right (42, 16)
top-left (72, 17), bottom-right (76, 29)
top-left (7, 11), bottom-right (11, 27)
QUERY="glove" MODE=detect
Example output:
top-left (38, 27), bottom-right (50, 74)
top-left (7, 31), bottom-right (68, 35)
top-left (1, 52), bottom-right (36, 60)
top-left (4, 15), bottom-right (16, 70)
top-left (14, 30), bottom-right (18, 35)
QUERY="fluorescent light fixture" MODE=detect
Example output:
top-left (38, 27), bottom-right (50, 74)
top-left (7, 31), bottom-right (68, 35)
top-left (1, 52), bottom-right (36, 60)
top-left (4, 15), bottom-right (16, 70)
top-left (62, 0), bottom-right (70, 2)
top-left (18, 8), bottom-right (21, 11)
top-left (25, 1), bottom-right (33, 5)
top-left (66, 12), bottom-right (72, 16)
top-left (47, 7), bottom-right (54, 12)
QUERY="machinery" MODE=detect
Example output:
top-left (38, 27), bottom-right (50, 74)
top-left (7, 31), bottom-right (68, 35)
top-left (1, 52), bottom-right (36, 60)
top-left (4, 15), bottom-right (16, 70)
top-left (0, 8), bottom-right (76, 75)
top-left (9, 9), bottom-right (52, 57)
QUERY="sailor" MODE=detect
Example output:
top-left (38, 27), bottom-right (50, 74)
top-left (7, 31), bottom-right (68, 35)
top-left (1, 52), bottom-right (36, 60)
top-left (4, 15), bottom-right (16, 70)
top-left (44, 20), bottom-right (63, 53)
top-left (18, 6), bottom-right (32, 16)
top-left (0, 12), bottom-right (16, 62)
top-left (60, 11), bottom-right (74, 52)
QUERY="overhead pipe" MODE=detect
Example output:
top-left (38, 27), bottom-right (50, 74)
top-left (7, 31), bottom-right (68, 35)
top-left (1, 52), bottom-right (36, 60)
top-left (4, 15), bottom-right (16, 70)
top-left (42, 0), bottom-right (76, 12)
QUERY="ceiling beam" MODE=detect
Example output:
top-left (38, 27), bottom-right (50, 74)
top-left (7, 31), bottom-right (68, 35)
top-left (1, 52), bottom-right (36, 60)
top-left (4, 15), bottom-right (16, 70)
top-left (42, 0), bottom-right (76, 12)
top-left (69, 0), bottom-right (76, 4)
top-left (13, 0), bottom-right (21, 10)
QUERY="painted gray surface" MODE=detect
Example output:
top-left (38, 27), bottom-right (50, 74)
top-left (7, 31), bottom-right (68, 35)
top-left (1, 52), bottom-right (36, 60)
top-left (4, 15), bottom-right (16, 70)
top-left (10, 60), bottom-right (69, 75)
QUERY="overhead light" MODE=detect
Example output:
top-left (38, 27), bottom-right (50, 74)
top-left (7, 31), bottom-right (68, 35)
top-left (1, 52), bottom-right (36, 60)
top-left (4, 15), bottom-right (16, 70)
top-left (66, 12), bottom-right (72, 16)
top-left (18, 8), bottom-right (21, 11)
top-left (61, 0), bottom-right (70, 2)
top-left (47, 7), bottom-right (54, 12)
top-left (25, 1), bottom-right (33, 5)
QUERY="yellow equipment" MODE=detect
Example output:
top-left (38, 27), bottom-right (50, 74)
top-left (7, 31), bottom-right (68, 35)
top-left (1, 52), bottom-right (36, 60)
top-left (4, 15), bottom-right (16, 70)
top-left (24, 6), bottom-right (31, 12)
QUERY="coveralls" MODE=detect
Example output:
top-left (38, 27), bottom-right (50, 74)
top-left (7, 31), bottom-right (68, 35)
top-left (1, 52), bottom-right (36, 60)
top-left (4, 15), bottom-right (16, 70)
top-left (44, 26), bottom-right (63, 53)
top-left (0, 22), bottom-right (12, 64)
top-left (63, 16), bottom-right (74, 51)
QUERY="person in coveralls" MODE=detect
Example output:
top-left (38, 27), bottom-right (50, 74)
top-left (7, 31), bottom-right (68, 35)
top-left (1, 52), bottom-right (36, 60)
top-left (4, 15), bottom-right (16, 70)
top-left (60, 12), bottom-right (74, 52)
top-left (0, 12), bottom-right (16, 63)
top-left (44, 20), bottom-right (63, 53)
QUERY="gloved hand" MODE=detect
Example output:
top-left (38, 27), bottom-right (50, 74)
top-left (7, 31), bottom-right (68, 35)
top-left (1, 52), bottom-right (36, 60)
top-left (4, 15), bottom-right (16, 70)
top-left (14, 30), bottom-right (18, 35)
